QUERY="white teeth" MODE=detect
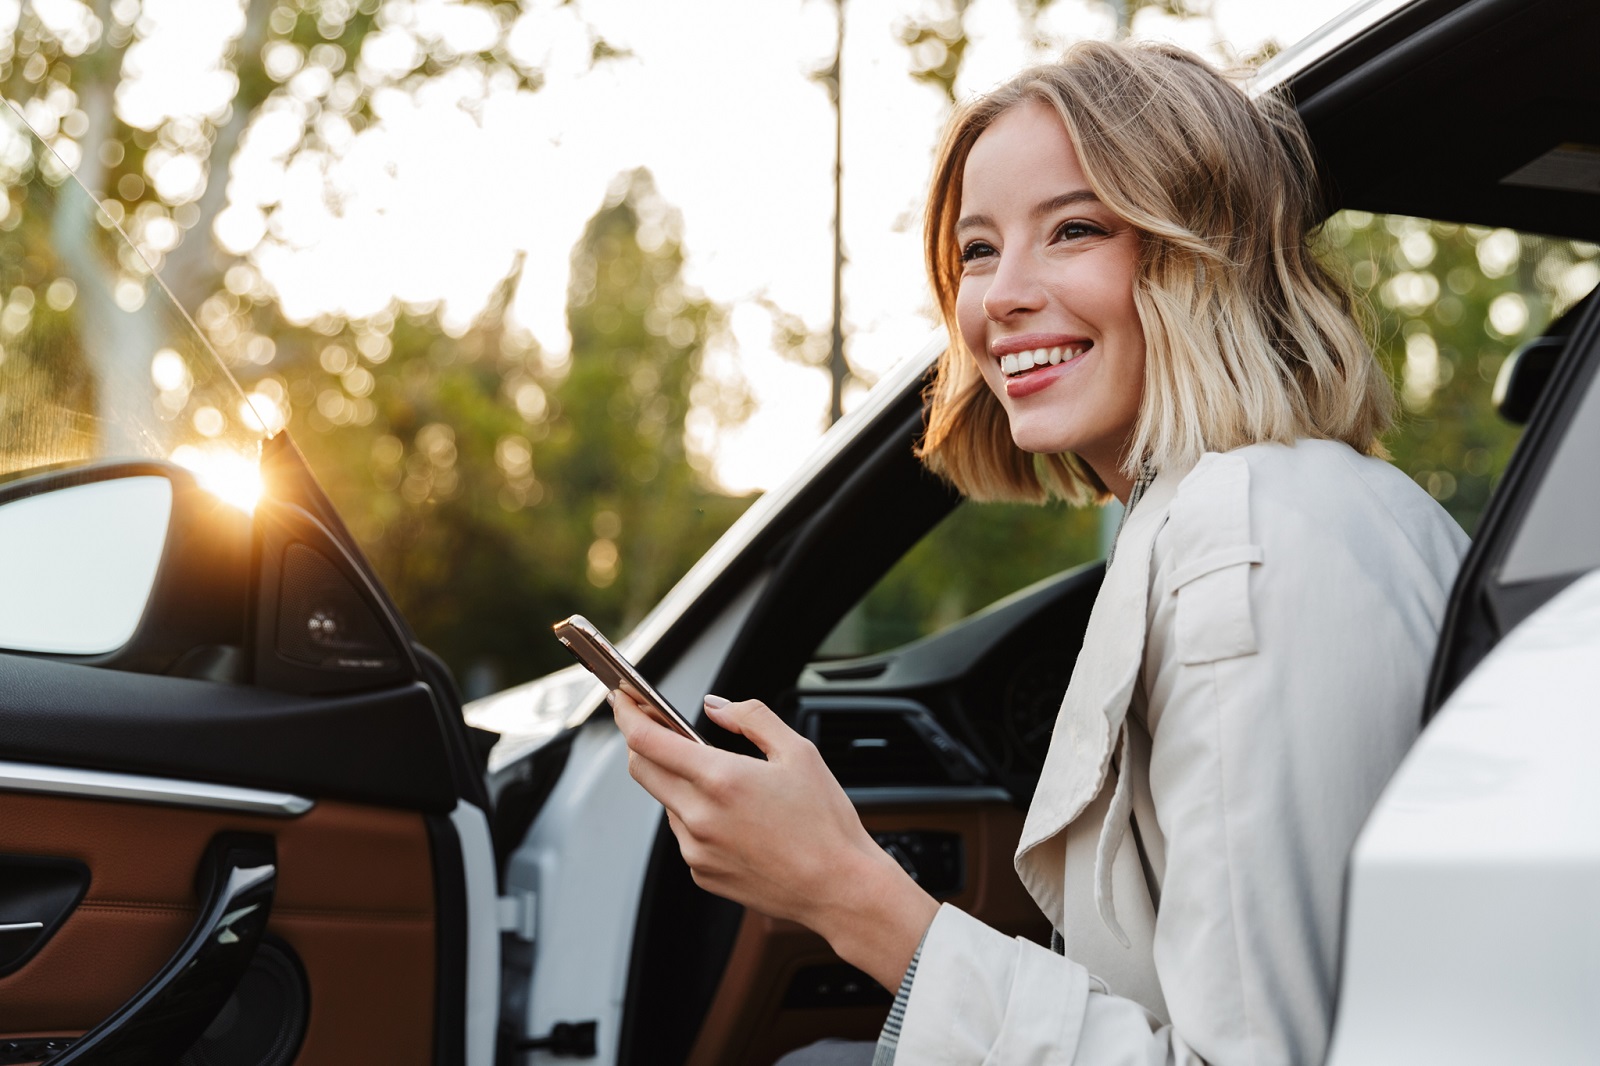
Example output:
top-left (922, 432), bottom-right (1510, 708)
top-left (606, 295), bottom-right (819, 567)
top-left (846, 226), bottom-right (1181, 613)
top-left (999, 345), bottom-right (1090, 376)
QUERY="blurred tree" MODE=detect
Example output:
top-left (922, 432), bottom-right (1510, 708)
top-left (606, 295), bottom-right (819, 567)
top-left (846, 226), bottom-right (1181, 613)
top-left (898, 0), bottom-right (1202, 102)
top-left (548, 169), bottom-right (752, 630)
top-left (1325, 212), bottom-right (1599, 534)
top-left (2, 2), bottom-right (748, 693)
top-left (0, 0), bottom-right (557, 439)
top-left (817, 498), bottom-right (1103, 658)
top-left (278, 168), bottom-right (752, 693)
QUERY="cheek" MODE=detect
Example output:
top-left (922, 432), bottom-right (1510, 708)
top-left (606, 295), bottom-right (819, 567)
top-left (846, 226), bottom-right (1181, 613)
top-left (955, 279), bottom-right (1001, 392)
top-left (1114, 291), bottom-right (1147, 398)
top-left (955, 276), bottom-right (987, 356)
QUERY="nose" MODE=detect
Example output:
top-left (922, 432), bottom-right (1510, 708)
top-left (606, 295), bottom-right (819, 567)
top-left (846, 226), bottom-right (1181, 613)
top-left (981, 247), bottom-right (1046, 323)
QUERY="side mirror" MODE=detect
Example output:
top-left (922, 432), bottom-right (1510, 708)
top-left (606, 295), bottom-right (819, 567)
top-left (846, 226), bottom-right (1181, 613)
top-left (0, 456), bottom-right (417, 693)
top-left (0, 475), bottom-right (173, 655)
top-left (0, 463), bottom-right (253, 676)
top-left (1493, 334), bottom-right (1563, 425)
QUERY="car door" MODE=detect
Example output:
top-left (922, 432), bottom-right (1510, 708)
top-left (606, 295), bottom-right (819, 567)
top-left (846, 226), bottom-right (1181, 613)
top-left (0, 103), bottom-right (497, 1064)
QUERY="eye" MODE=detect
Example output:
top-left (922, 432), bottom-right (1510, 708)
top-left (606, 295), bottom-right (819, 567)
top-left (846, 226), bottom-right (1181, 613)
top-left (959, 240), bottom-right (996, 263)
top-left (1054, 219), bottom-right (1107, 242)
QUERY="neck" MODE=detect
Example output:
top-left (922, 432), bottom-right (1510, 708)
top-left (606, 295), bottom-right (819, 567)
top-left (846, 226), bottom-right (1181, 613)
top-left (1101, 468), bottom-right (1135, 504)
top-left (1081, 449), bottom-right (1136, 504)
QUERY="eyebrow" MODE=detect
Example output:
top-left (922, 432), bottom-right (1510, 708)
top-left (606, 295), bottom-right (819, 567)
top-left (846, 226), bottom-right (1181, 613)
top-left (954, 189), bottom-right (1102, 236)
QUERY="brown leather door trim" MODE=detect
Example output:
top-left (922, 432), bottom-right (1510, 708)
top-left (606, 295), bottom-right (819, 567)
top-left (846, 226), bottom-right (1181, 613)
top-left (0, 792), bottom-right (436, 1065)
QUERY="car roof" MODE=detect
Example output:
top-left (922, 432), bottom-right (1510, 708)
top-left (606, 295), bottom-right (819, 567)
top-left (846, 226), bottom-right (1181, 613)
top-left (1273, 0), bottom-right (1600, 241)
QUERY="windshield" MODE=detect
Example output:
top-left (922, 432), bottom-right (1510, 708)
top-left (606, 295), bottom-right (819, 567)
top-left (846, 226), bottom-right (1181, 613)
top-left (0, 99), bottom-right (264, 509)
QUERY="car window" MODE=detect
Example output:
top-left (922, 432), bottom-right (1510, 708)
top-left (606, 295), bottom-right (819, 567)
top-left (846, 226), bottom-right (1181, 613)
top-left (1326, 211), bottom-right (1596, 534)
top-left (814, 498), bottom-right (1103, 660)
top-left (0, 102), bottom-right (266, 655)
top-left (816, 212), bottom-right (1598, 662)
top-left (0, 103), bottom-right (264, 489)
top-left (1498, 325), bottom-right (1600, 584)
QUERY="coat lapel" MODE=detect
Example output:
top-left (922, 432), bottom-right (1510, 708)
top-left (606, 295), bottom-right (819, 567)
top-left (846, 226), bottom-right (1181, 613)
top-left (1014, 464), bottom-right (1187, 925)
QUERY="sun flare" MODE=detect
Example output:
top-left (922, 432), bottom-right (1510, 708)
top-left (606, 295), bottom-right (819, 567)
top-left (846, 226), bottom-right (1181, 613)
top-left (170, 444), bottom-right (265, 513)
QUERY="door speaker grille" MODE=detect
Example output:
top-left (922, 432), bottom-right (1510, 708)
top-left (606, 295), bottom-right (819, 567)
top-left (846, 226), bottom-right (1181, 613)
top-left (276, 541), bottom-right (399, 669)
top-left (177, 936), bottom-right (308, 1066)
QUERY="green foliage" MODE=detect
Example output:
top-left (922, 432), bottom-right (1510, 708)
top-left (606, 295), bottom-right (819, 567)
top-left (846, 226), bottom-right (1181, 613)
top-left (4, 3), bottom-right (753, 695)
top-left (1324, 212), bottom-right (1598, 533)
top-left (268, 170), bottom-right (753, 693)
top-left (898, 0), bottom-right (974, 102)
top-left (819, 498), bottom-right (1104, 658)
top-left (896, 0), bottom-right (1205, 100)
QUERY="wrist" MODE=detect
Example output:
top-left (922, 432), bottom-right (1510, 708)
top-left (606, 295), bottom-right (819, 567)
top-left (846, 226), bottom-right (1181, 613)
top-left (810, 840), bottom-right (940, 990)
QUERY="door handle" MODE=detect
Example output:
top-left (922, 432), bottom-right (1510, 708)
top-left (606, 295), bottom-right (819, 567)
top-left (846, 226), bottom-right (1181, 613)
top-left (48, 833), bottom-right (277, 1065)
top-left (0, 856), bottom-right (91, 977)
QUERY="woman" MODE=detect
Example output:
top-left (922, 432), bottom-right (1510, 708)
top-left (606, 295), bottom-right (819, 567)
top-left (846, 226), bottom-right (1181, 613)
top-left (612, 41), bottom-right (1469, 1065)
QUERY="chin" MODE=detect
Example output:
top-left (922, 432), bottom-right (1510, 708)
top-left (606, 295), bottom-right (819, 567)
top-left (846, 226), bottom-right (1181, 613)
top-left (1005, 417), bottom-right (1076, 458)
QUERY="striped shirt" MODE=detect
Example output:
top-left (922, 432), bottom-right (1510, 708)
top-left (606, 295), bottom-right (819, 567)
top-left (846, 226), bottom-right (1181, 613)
top-left (871, 935), bottom-right (924, 1064)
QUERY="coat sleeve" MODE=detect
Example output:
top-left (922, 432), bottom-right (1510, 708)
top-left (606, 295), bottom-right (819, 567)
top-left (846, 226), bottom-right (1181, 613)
top-left (892, 903), bottom-right (1205, 1065)
top-left (891, 451), bottom-right (1449, 1065)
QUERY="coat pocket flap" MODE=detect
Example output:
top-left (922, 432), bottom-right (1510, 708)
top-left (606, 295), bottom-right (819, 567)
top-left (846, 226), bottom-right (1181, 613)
top-left (1174, 548), bottom-right (1261, 664)
top-left (1169, 545), bottom-right (1264, 590)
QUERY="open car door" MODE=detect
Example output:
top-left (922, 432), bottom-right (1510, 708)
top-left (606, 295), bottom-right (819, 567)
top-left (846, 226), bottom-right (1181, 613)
top-left (0, 103), bottom-right (496, 1064)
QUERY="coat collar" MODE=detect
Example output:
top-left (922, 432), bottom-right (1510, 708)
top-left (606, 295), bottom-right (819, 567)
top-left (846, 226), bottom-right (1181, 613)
top-left (1013, 461), bottom-right (1191, 923)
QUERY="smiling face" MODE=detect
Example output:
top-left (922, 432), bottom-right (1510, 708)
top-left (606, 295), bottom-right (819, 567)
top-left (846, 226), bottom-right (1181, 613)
top-left (955, 99), bottom-right (1146, 499)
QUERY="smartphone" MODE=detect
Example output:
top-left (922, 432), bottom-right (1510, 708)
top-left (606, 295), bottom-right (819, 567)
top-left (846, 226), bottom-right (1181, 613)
top-left (552, 614), bottom-right (708, 745)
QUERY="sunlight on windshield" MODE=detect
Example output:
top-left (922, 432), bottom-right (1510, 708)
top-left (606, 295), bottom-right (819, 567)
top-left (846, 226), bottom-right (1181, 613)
top-left (0, 99), bottom-right (265, 510)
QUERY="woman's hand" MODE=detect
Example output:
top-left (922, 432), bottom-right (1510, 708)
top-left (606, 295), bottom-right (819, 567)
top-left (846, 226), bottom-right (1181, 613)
top-left (611, 690), bottom-right (939, 990)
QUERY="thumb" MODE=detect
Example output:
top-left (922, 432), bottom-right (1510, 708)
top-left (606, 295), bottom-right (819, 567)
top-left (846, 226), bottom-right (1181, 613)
top-left (704, 697), bottom-right (795, 757)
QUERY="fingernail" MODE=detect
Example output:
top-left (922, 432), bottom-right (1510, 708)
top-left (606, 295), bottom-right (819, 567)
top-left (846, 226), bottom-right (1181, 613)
top-left (703, 694), bottom-right (730, 709)
top-left (605, 691), bottom-right (617, 707)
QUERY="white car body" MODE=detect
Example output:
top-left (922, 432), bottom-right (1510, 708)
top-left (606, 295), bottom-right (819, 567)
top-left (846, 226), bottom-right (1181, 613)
top-left (1329, 569), bottom-right (1600, 1065)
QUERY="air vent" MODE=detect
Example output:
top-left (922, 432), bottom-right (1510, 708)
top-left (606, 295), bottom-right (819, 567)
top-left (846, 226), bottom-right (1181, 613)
top-left (811, 711), bottom-right (947, 787)
top-left (798, 698), bottom-right (987, 789)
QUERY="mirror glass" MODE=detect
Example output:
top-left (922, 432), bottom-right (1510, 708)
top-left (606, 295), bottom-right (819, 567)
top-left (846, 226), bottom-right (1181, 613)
top-left (0, 476), bottom-right (172, 654)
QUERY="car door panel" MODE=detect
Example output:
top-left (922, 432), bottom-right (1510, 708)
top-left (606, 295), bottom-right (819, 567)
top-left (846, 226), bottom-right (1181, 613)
top-left (0, 464), bottom-right (483, 1063)
top-left (0, 654), bottom-right (456, 811)
top-left (0, 790), bottom-right (437, 1064)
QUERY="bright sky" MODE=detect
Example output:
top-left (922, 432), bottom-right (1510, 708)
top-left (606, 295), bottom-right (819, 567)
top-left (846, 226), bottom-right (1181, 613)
top-left (118, 0), bottom-right (1356, 494)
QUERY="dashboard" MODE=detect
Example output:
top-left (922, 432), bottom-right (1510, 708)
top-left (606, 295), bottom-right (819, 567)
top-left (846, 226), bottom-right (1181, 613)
top-left (795, 560), bottom-right (1105, 805)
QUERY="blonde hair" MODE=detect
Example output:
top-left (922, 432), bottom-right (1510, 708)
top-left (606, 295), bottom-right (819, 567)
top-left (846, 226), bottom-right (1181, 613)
top-left (918, 40), bottom-right (1394, 504)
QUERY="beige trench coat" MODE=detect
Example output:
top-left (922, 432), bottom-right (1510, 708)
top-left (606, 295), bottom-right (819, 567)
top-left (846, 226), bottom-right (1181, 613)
top-left (893, 440), bottom-right (1470, 1065)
